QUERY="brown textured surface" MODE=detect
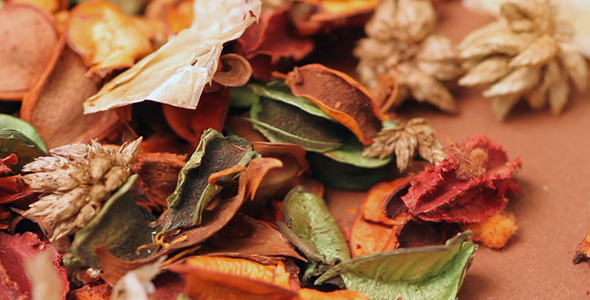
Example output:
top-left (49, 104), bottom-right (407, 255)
top-left (326, 2), bottom-right (590, 299)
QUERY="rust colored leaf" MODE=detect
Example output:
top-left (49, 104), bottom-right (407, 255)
top-left (162, 89), bottom-right (231, 146)
top-left (350, 214), bottom-right (400, 257)
top-left (132, 152), bottom-right (186, 211)
top-left (0, 3), bottom-right (59, 100)
top-left (236, 6), bottom-right (314, 81)
top-left (21, 38), bottom-right (120, 149)
top-left (0, 232), bottom-right (68, 299)
top-left (203, 213), bottom-right (305, 262)
top-left (168, 256), bottom-right (296, 300)
top-left (402, 134), bottom-right (521, 223)
top-left (66, 0), bottom-right (153, 77)
top-left (285, 64), bottom-right (384, 145)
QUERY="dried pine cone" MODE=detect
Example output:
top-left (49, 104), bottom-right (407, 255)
top-left (362, 118), bottom-right (446, 171)
top-left (22, 138), bottom-right (142, 242)
top-left (458, 0), bottom-right (588, 119)
top-left (354, 0), bottom-right (463, 113)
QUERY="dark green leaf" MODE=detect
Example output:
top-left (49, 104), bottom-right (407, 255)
top-left (164, 128), bottom-right (256, 232)
top-left (64, 175), bottom-right (157, 269)
top-left (316, 231), bottom-right (477, 300)
top-left (0, 113), bottom-right (47, 152)
top-left (0, 129), bottom-right (47, 173)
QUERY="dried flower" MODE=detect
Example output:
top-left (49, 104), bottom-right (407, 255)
top-left (354, 0), bottom-right (463, 113)
top-left (22, 138), bottom-right (142, 242)
top-left (458, 0), bottom-right (588, 119)
top-left (362, 118), bottom-right (446, 171)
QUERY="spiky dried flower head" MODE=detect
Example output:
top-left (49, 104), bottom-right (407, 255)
top-left (22, 138), bottom-right (142, 242)
top-left (362, 118), bottom-right (446, 171)
top-left (354, 0), bottom-right (463, 114)
top-left (458, 0), bottom-right (588, 119)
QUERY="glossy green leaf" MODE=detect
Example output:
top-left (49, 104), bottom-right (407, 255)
top-left (230, 85), bottom-right (260, 110)
top-left (164, 128), bottom-right (256, 232)
top-left (249, 97), bottom-right (347, 152)
top-left (64, 175), bottom-right (157, 269)
top-left (0, 129), bottom-right (47, 173)
top-left (249, 81), bottom-right (332, 119)
top-left (0, 113), bottom-right (47, 153)
top-left (316, 231), bottom-right (477, 300)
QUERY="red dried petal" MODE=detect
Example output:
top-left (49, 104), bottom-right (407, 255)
top-left (402, 134), bottom-right (521, 223)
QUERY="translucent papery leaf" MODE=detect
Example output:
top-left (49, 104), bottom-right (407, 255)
top-left (84, 0), bottom-right (262, 113)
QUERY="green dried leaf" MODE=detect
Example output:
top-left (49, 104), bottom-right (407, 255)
top-left (0, 129), bottom-right (47, 173)
top-left (249, 81), bottom-right (332, 119)
top-left (249, 97), bottom-right (347, 152)
top-left (229, 85), bottom-right (260, 110)
top-left (0, 113), bottom-right (47, 153)
top-left (316, 231), bottom-right (477, 300)
top-left (282, 189), bottom-right (350, 282)
top-left (64, 175), bottom-right (157, 269)
top-left (164, 128), bottom-right (256, 232)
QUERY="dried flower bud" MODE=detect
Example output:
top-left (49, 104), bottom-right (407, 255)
top-left (362, 118), bottom-right (446, 171)
top-left (23, 138), bottom-right (142, 242)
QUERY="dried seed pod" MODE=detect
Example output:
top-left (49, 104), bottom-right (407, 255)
top-left (23, 138), bottom-right (142, 242)
top-left (355, 0), bottom-right (462, 113)
top-left (458, 0), bottom-right (588, 118)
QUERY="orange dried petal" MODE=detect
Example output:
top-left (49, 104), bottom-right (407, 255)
top-left (463, 211), bottom-right (517, 249)
top-left (162, 0), bottom-right (193, 35)
top-left (285, 64), bottom-right (385, 145)
top-left (66, 0), bottom-right (153, 77)
top-left (0, 3), bottom-right (59, 100)
top-left (361, 177), bottom-right (412, 225)
top-left (349, 212), bottom-right (410, 257)
top-left (21, 38), bottom-right (120, 149)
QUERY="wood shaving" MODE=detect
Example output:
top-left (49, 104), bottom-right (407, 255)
top-left (458, 0), bottom-right (588, 119)
top-left (354, 0), bottom-right (463, 114)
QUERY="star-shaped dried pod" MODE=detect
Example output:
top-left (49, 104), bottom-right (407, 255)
top-left (354, 0), bottom-right (463, 114)
top-left (22, 138), bottom-right (142, 242)
top-left (458, 0), bottom-right (588, 119)
top-left (362, 118), bottom-right (446, 172)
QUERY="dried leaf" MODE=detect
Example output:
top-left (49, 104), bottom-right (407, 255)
top-left (285, 64), bottom-right (385, 145)
top-left (163, 129), bottom-right (256, 232)
top-left (0, 128), bottom-right (47, 173)
top-left (66, 0), bottom-right (153, 77)
top-left (64, 175), bottom-right (157, 270)
top-left (316, 232), bottom-right (476, 300)
top-left (0, 3), bottom-right (59, 100)
top-left (21, 38), bottom-right (120, 149)
top-left (0, 114), bottom-right (47, 153)
top-left (83, 0), bottom-right (261, 113)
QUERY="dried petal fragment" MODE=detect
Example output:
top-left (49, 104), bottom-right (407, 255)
top-left (462, 211), bottom-right (517, 248)
top-left (483, 66), bottom-right (541, 98)
top-left (66, 0), bottom-right (152, 77)
top-left (285, 64), bottom-right (385, 145)
top-left (0, 3), bottom-right (59, 100)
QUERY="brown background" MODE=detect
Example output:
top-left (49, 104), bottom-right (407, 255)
top-left (325, 2), bottom-right (590, 299)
